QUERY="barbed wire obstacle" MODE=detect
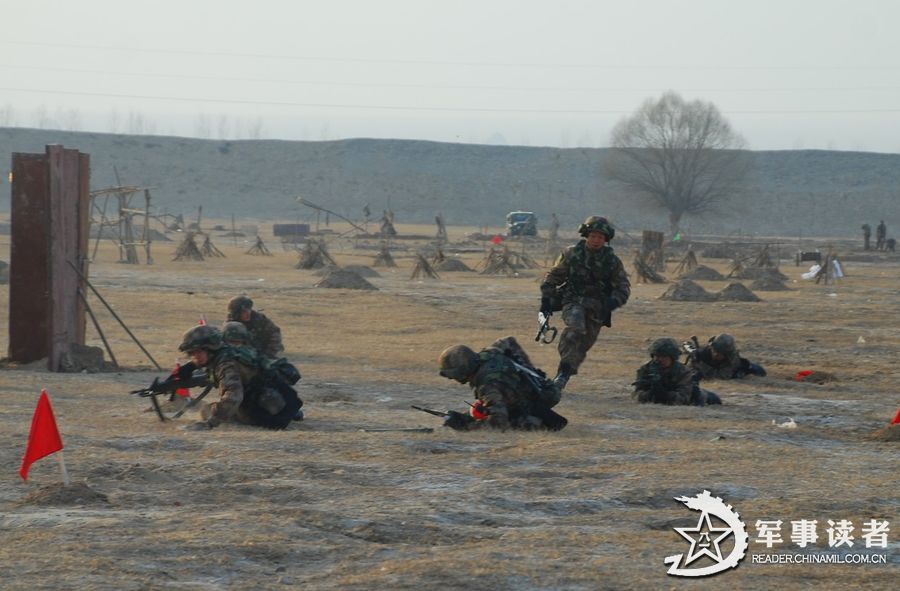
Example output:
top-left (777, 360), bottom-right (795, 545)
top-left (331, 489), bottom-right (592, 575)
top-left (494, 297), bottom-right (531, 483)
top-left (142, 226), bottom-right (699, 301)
top-left (726, 256), bottom-right (746, 279)
top-left (173, 232), bottom-right (204, 261)
top-left (479, 246), bottom-right (519, 275)
top-left (372, 242), bottom-right (397, 267)
top-left (200, 233), bottom-right (226, 258)
top-left (632, 250), bottom-right (667, 283)
top-left (672, 247), bottom-right (698, 275)
top-left (410, 253), bottom-right (440, 280)
top-left (245, 236), bottom-right (272, 256)
top-left (296, 239), bottom-right (337, 269)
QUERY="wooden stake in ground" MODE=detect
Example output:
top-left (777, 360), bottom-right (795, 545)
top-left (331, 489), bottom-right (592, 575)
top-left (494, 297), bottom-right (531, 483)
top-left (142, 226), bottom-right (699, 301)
top-left (432, 247), bottom-right (446, 266)
top-left (296, 239), bottom-right (337, 269)
top-left (201, 234), bottom-right (226, 257)
top-left (633, 250), bottom-right (667, 283)
top-left (410, 254), bottom-right (440, 280)
top-left (373, 242), bottom-right (397, 267)
top-left (673, 246), bottom-right (698, 275)
top-left (479, 246), bottom-right (519, 275)
top-left (246, 236), bottom-right (272, 256)
top-left (173, 233), bottom-right (204, 261)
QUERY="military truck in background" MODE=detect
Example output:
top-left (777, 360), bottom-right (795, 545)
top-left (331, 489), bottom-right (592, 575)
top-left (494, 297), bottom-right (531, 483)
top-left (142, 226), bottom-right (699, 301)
top-left (506, 211), bottom-right (538, 237)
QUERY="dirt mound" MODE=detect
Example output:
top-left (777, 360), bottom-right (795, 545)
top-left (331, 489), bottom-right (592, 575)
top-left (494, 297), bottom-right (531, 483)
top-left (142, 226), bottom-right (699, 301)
top-left (680, 265), bottom-right (724, 281)
top-left (869, 424), bottom-right (900, 441)
top-left (343, 265), bottom-right (381, 278)
top-left (751, 276), bottom-right (791, 291)
top-left (435, 258), bottom-right (473, 272)
top-left (717, 282), bottom-right (762, 302)
top-left (658, 279), bottom-right (715, 302)
top-left (18, 482), bottom-right (109, 507)
top-left (314, 269), bottom-right (378, 290)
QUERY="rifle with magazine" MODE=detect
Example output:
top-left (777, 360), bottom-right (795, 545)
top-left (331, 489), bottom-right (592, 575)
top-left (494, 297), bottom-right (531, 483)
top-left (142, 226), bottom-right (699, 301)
top-left (130, 362), bottom-right (212, 422)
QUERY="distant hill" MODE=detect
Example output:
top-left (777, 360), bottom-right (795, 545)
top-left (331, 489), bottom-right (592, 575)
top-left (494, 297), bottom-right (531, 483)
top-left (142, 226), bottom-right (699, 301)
top-left (2, 127), bottom-right (899, 238)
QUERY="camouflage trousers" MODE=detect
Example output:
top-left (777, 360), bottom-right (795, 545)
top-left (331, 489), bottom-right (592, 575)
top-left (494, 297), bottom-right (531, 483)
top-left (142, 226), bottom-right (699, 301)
top-left (557, 302), bottom-right (604, 374)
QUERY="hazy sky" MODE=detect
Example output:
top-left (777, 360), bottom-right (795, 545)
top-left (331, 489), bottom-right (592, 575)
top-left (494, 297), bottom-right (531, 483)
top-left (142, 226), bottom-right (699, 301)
top-left (3, 0), bottom-right (899, 151)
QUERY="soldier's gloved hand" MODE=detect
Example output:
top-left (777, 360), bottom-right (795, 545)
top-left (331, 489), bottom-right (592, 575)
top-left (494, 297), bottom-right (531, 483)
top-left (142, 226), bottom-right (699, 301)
top-left (539, 297), bottom-right (553, 316)
top-left (606, 297), bottom-right (620, 312)
top-left (184, 420), bottom-right (215, 431)
top-left (444, 410), bottom-right (475, 431)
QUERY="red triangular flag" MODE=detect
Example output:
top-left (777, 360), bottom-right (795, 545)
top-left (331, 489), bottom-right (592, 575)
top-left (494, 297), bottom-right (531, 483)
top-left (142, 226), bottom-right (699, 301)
top-left (19, 389), bottom-right (64, 481)
top-left (891, 408), bottom-right (900, 425)
top-left (491, 235), bottom-right (503, 245)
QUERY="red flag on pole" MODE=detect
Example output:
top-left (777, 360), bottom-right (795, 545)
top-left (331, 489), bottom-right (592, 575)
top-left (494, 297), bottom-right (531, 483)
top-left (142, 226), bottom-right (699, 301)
top-left (19, 389), bottom-right (64, 481)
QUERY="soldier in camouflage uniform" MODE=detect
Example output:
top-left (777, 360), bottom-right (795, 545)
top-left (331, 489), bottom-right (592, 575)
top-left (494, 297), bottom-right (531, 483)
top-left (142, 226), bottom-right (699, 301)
top-left (179, 325), bottom-right (301, 430)
top-left (437, 336), bottom-right (567, 431)
top-left (227, 295), bottom-right (284, 359)
top-left (688, 334), bottom-right (766, 380)
top-left (633, 338), bottom-right (721, 406)
top-left (540, 216), bottom-right (631, 389)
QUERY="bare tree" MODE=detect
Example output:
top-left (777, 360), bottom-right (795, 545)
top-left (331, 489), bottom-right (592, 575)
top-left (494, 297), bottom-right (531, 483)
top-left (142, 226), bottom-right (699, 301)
top-left (605, 91), bottom-right (749, 236)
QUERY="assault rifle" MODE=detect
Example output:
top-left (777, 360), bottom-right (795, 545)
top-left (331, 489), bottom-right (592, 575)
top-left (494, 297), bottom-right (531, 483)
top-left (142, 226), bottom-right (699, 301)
top-left (534, 311), bottom-right (558, 344)
top-left (130, 362), bottom-right (212, 422)
top-left (681, 335), bottom-right (701, 363)
top-left (410, 405), bottom-right (474, 430)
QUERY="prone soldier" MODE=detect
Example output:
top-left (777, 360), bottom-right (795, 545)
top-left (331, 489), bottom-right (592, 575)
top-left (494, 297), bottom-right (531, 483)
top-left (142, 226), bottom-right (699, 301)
top-left (633, 338), bottom-right (721, 406)
top-left (436, 336), bottom-right (567, 431)
top-left (687, 333), bottom-right (766, 380)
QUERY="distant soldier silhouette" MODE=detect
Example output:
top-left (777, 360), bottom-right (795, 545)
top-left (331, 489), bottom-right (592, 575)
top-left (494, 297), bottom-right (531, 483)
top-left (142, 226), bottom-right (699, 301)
top-left (861, 223), bottom-right (872, 251)
top-left (876, 220), bottom-right (887, 250)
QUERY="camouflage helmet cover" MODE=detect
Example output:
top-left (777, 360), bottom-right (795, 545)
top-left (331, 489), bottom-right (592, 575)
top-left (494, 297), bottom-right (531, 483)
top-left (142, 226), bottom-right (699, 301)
top-left (648, 337), bottom-right (681, 359)
top-left (578, 215), bottom-right (615, 240)
top-left (710, 333), bottom-right (736, 355)
top-left (227, 295), bottom-right (253, 320)
top-left (221, 321), bottom-right (250, 344)
top-left (438, 344), bottom-right (479, 382)
top-left (179, 325), bottom-right (224, 352)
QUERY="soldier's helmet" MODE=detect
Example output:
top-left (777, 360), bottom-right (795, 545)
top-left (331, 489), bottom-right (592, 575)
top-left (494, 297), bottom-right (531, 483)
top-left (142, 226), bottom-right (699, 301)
top-left (438, 344), bottom-right (479, 383)
top-left (179, 325), bottom-right (224, 353)
top-left (227, 295), bottom-right (254, 320)
top-left (710, 333), bottom-right (736, 355)
top-left (221, 321), bottom-right (250, 345)
top-left (578, 215), bottom-right (615, 240)
top-left (648, 337), bottom-right (681, 359)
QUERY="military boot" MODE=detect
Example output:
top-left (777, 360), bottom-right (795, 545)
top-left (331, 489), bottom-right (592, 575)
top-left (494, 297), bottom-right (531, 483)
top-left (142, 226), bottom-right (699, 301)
top-left (746, 362), bottom-right (766, 377)
top-left (553, 362), bottom-right (573, 390)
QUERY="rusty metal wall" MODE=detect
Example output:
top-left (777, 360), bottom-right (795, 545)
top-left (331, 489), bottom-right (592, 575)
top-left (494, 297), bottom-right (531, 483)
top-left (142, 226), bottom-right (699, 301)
top-left (9, 145), bottom-right (90, 369)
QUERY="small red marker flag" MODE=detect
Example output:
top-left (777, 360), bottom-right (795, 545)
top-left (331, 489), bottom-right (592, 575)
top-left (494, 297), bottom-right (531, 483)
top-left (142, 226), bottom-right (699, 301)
top-left (19, 389), bottom-right (64, 482)
top-left (891, 408), bottom-right (900, 425)
top-left (491, 235), bottom-right (503, 245)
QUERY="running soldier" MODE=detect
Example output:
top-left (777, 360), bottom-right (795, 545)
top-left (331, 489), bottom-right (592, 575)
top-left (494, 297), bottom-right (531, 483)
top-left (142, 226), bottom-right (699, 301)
top-left (540, 215), bottom-right (630, 389)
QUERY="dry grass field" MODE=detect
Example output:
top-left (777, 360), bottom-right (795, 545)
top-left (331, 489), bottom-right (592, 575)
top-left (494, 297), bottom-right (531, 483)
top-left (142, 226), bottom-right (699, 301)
top-left (0, 222), bottom-right (897, 590)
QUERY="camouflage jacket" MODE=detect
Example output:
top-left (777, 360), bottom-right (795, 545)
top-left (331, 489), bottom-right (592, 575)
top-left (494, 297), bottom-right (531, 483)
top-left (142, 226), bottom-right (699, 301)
top-left (465, 344), bottom-right (557, 430)
top-left (632, 360), bottom-right (697, 405)
top-left (204, 345), bottom-right (261, 425)
top-left (690, 346), bottom-right (743, 380)
top-left (540, 241), bottom-right (631, 325)
top-left (243, 311), bottom-right (284, 359)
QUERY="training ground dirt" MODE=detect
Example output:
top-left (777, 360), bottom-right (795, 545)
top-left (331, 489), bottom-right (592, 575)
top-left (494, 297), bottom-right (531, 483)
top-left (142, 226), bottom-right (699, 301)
top-left (0, 223), bottom-right (897, 590)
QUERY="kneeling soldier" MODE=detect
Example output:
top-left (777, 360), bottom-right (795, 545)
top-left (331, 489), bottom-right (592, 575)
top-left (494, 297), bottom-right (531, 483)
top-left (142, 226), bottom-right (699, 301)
top-left (179, 325), bottom-right (301, 430)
